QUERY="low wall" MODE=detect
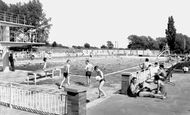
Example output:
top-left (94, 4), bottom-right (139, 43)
top-left (6, 49), bottom-right (160, 60)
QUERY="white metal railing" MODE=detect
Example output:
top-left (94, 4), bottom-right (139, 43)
top-left (0, 81), bottom-right (67, 115)
top-left (0, 11), bottom-right (25, 25)
top-left (10, 32), bottom-right (38, 43)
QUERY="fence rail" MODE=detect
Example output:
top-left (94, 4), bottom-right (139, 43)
top-left (0, 81), bottom-right (67, 115)
top-left (0, 11), bottom-right (25, 25)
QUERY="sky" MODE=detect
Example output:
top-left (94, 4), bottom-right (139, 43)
top-left (4, 0), bottom-right (190, 48)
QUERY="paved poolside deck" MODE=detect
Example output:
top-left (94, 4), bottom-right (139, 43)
top-left (87, 73), bottom-right (190, 115)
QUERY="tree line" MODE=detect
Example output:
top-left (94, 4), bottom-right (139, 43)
top-left (50, 41), bottom-right (115, 49)
top-left (128, 16), bottom-right (190, 54)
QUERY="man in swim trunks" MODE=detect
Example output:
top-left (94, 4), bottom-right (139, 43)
top-left (85, 60), bottom-right (94, 86)
top-left (59, 59), bottom-right (71, 88)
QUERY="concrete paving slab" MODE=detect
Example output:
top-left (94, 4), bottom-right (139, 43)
top-left (87, 73), bottom-right (190, 115)
top-left (0, 106), bottom-right (37, 115)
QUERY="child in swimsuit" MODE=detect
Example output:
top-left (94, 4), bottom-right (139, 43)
top-left (59, 59), bottom-right (71, 88)
top-left (94, 66), bottom-right (106, 98)
top-left (85, 60), bottom-right (94, 86)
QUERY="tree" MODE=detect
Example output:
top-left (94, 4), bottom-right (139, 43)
top-left (45, 41), bottom-right (51, 46)
top-left (128, 35), bottom-right (144, 49)
top-left (107, 41), bottom-right (114, 49)
top-left (127, 35), bottom-right (159, 50)
top-left (0, 0), bottom-right (8, 11)
top-left (84, 43), bottom-right (90, 48)
top-left (174, 33), bottom-right (190, 53)
top-left (165, 16), bottom-right (176, 52)
top-left (156, 37), bottom-right (167, 50)
top-left (101, 45), bottom-right (107, 49)
top-left (52, 41), bottom-right (57, 47)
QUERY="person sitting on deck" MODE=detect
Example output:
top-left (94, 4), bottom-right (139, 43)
top-left (128, 77), bottom-right (166, 99)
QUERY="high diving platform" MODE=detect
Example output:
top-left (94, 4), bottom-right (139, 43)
top-left (0, 11), bottom-right (44, 72)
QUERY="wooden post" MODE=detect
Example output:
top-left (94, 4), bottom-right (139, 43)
top-left (66, 86), bottom-right (86, 115)
top-left (121, 73), bottom-right (131, 95)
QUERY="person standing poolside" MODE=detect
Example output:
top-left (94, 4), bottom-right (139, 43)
top-left (94, 66), bottom-right (106, 98)
top-left (148, 62), bottom-right (160, 80)
top-left (9, 52), bottom-right (15, 71)
top-left (43, 57), bottom-right (47, 69)
top-left (85, 60), bottom-right (94, 86)
top-left (139, 58), bottom-right (151, 71)
top-left (60, 59), bottom-right (71, 88)
top-left (183, 66), bottom-right (189, 73)
top-left (43, 57), bottom-right (47, 77)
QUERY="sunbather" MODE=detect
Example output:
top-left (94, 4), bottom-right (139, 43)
top-left (129, 77), bottom-right (166, 99)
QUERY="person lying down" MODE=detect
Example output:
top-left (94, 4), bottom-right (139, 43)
top-left (128, 77), bottom-right (166, 99)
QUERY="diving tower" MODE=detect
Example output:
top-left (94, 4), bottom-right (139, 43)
top-left (157, 44), bottom-right (170, 57)
top-left (0, 11), bottom-right (44, 72)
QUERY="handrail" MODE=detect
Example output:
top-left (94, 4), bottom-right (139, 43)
top-left (0, 11), bottom-right (26, 25)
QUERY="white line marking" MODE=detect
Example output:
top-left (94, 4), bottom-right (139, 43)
top-left (104, 66), bottom-right (139, 76)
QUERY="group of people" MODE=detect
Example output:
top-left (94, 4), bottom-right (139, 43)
top-left (42, 57), bottom-right (169, 99)
top-left (58, 59), bottom-right (106, 98)
top-left (129, 58), bottom-right (168, 99)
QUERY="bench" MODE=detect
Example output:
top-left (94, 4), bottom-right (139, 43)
top-left (26, 66), bottom-right (64, 85)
